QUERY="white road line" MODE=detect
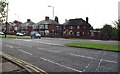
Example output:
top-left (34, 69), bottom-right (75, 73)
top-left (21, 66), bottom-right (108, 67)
top-left (17, 49), bottom-right (32, 56)
top-left (82, 58), bottom-right (94, 72)
top-left (95, 59), bottom-right (102, 72)
top-left (23, 40), bottom-right (32, 42)
top-left (102, 59), bottom-right (118, 63)
top-left (6, 45), bottom-right (13, 48)
top-left (70, 53), bottom-right (117, 63)
top-left (40, 57), bottom-right (82, 72)
top-left (14, 39), bottom-right (32, 42)
top-left (38, 48), bottom-right (59, 53)
top-left (70, 53), bottom-right (93, 59)
top-left (39, 42), bottom-right (63, 46)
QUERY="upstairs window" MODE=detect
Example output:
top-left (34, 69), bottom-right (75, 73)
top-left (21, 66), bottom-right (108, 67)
top-left (69, 26), bottom-right (73, 29)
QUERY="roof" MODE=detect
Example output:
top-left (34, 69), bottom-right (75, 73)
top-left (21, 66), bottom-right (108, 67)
top-left (35, 19), bottom-right (60, 25)
top-left (63, 18), bottom-right (90, 26)
top-left (33, 19), bottom-right (60, 29)
top-left (20, 21), bottom-right (35, 28)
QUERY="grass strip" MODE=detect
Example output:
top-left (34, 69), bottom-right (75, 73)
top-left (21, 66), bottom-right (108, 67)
top-left (0, 35), bottom-right (30, 39)
top-left (65, 42), bottom-right (120, 52)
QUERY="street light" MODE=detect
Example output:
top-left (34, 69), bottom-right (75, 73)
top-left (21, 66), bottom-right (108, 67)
top-left (48, 5), bottom-right (54, 20)
top-left (14, 14), bottom-right (19, 21)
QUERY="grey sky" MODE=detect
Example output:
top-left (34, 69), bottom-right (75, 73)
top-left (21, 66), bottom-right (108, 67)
top-left (8, 0), bottom-right (119, 28)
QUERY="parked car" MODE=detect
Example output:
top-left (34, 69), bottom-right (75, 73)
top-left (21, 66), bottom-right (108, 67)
top-left (0, 31), bottom-right (4, 35)
top-left (30, 31), bottom-right (41, 39)
top-left (16, 32), bottom-right (24, 36)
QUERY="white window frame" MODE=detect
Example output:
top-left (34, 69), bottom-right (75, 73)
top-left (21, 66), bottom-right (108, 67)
top-left (91, 32), bottom-right (94, 36)
top-left (83, 32), bottom-right (84, 35)
top-left (69, 26), bottom-right (73, 29)
top-left (77, 26), bottom-right (80, 29)
top-left (76, 32), bottom-right (80, 36)
top-left (84, 26), bottom-right (86, 28)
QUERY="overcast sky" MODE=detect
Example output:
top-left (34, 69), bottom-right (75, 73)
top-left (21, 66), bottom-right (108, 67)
top-left (8, 0), bottom-right (119, 28)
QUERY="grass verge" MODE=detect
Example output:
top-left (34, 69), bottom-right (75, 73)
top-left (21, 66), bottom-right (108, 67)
top-left (0, 35), bottom-right (30, 39)
top-left (65, 42), bottom-right (120, 52)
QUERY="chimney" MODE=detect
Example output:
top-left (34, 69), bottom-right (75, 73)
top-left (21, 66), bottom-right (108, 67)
top-left (27, 19), bottom-right (31, 22)
top-left (45, 16), bottom-right (49, 20)
top-left (65, 19), bottom-right (67, 22)
top-left (86, 17), bottom-right (88, 23)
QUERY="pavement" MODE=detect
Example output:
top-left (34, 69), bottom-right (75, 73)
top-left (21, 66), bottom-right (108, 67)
top-left (0, 52), bottom-right (47, 74)
top-left (1, 57), bottom-right (30, 74)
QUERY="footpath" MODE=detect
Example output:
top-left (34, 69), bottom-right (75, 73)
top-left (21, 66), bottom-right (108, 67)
top-left (0, 52), bottom-right (47, 74)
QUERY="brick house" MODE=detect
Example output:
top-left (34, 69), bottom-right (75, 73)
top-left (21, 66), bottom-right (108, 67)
top-left (19, 19), bottom-right (34, 35)
top-left (62, 17), bottom-right (100, 39)
top-left (33, 16), bottom-right (62, 37)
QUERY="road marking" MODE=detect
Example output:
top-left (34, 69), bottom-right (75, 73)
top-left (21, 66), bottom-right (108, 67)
top-left (17, 49), bottom-right (32, 56)
top-left (70, 53), bottom-right (117, 63)
top-left (40, 57), bottom-right (82, 72)
top-left (38, 48), bottom-right (59, 53)
top-left (39, 42), bottom-right (63, 46)
top-left (1, 52), bottom-right (47, 74)
top-left (14, 39), bottom-right (32, 42)
top-left (6, 45), bottom-right (13, 48)
top-left (95, 59), bottom-right (102, 72)
top-left (70, 53), bottom-right (93, 59)
top-left (82, 58), bottom-right (94, 72)
top-left (23, 40), bottom-right (32, 42)
top-left (102, 59), bottom-right (118, 63)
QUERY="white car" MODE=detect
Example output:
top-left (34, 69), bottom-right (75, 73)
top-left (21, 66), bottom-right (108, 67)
top-left (16, 32), bottom-right (24, 36)
top-left (0, 32), bottom-right (4, 35)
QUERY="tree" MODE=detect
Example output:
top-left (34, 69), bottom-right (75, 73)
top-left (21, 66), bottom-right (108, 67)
top-left (113, 19), bottom-right (120, 40)
top-left (54, 16), bottom-right (59, 23)
top-left (0, 0), bottom-right (7, 23)
top-left (100, 24), bottom-right (113, 40)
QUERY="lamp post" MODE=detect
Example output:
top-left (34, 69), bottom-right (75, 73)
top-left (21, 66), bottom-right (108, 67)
top-left (5, 2), bottom-right (9, 38)
top-left (48, 5), bottom-right (54, 20)
top-left (14, 14), bottom-right (19, 21)
top-left (48, 5), bottom-right (55, 37)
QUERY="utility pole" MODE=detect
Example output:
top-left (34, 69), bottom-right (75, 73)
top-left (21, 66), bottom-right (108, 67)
top-left (5, 2), bottom-right (9, 38)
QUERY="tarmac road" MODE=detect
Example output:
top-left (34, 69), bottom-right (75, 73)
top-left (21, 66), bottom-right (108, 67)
top-left (1, 38), bottom-right (119, 73)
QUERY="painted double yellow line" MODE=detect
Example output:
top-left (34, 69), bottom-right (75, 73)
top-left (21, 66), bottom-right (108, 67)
top-left (0, 51), bottom-right (48, 74)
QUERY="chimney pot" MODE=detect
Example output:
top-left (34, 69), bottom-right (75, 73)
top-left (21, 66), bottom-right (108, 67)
top-left (86, 17), bottom-right (88, 23)
top-left (45, 16), bottom-right (49, 20)
top-left (27, 19), bottom-right (31, 22)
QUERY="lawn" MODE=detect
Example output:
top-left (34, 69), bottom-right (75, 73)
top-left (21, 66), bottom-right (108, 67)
top-left (65, 42), bottom-right (120, 52)
top-left (0, 35), bottom-right (30, 39)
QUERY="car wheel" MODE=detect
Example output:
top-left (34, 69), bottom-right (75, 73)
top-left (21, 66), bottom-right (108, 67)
top-left (39, 37), bottom-right (41, 39)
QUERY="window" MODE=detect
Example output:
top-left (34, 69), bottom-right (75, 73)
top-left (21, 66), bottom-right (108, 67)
top-left (83, 32), bottom-right (84, 35)
top-left (84, 26), bottom-right (86, 28)
top-left (45, 25), bottom-right (48, 29)
top-left (69, 26), bottom-right (73, 29)
top-left (39, 25), bottom-right (44, 29)
top-left (77, 26), bottom-right (80, 29)
top-left (76, 32), bottom-right (80, 36)
top-left (91, 32), bottom-right (94, 36)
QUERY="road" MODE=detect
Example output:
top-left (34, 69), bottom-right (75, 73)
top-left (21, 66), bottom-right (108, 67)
top-left (1, 38), bottom-right (119, 73)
